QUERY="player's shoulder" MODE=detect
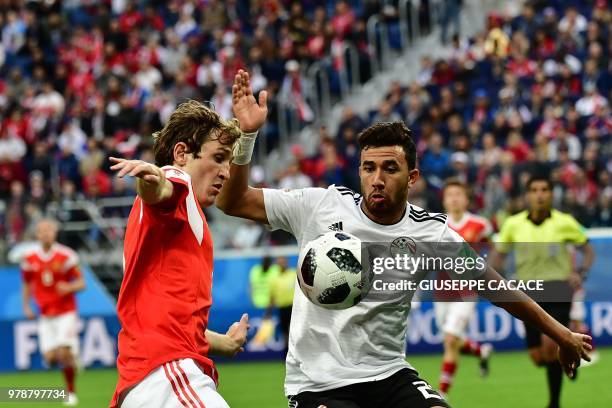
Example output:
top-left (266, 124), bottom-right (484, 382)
top-left (465, 212), bottom-right (491, 227)
top-left (408, 203), bottom-right (447, 226)
top-left (551, 209), bottom-right (579, 224)
top-left (53, 243), bottom-right (78, 260)
top-left (328, 184), bottom-right (362, 206)
top-left (161, 165), bottom-right (191, 185)
top-left (502, 210), bottom-right (529, 227)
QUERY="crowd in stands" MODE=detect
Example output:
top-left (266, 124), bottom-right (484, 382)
top-left (0, 0), bottom-right (609, 252)
top-left (0, 0), bottom-right (407, 249)
top-left (273, 0), bottom-right (611, 237)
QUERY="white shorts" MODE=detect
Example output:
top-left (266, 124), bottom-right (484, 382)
top-left (122, 359), bottom-right (229, 408)
top-left (434, 302), bottom-right (476, 339)
top-left (38, 311), bottom-right (79, 355)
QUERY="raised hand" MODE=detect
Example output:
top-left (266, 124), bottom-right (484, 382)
top-left (232, 70), bottom-right (268, 133)
top-left (558, 331), bottom-right (592, 378)
top-left (110, 157), bottom-right (173, 205)
top-left (109, 157), bottom-right (165, 184)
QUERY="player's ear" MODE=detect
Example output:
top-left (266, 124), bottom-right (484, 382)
top-left (407, 169), bottom-right (420, 188)
top-left (173, 142), bottom-right (189, 166)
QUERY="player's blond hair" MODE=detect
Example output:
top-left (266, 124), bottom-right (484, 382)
top-left (153, 100), bottom-right (241, 166)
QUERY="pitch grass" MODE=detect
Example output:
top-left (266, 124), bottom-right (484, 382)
top-left (0, 348), bottom-right (609, 408)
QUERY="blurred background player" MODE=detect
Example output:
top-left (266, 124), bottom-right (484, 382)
top-left (21, 218), bottom-right (85, 406)
top-left (268, 256), bottom-right (297, 353)
top-left (108, 99), bottom-right (259, 408)
top-left (436, 180), bottom-right (493, 398)
top-left (493, 175), bottom-right (594, 408)
top-left (249, 255), bottom-right (280, 310)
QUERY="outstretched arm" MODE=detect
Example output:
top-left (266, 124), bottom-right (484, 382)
top-left (216, 70), bottom-right (269, 223)
top-left (479, 266), bottom-right (591, 378)
top-left (109, 158), bottom-right (174, 205)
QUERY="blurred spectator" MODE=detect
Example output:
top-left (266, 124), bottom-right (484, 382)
top-left (279, 60), bottom-right (313, 123)
top-left (278, 161), bottom-right (313, 190)
top-left (439, 0), bottom-right (461, 45)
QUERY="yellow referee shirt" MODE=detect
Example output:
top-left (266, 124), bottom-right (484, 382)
top-left (270, 269), bottom-right (297, 308)
top-left (495, 209), bottom-right (587, 281)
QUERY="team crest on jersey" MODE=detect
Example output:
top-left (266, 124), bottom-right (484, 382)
top-left (390, 236), bottom-right (417, 256)
top-left (167, 169), bottom-right (184, 178)
top-left (51, 260), bottom-right (62, 272)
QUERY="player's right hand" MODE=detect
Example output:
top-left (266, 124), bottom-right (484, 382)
top-left (225, 313), bottom-right (250, 356)
top-left (109, 157), bottom-right (165, 184)
top-left (23, 305), bottom-right (35, 320)
top-left (558, 331), bottom-right (592, 378)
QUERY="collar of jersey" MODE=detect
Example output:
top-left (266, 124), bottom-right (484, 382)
top-left (358, 201), bottom-right (409, 229)
top-left (527, 209), bottom-right (553, 225)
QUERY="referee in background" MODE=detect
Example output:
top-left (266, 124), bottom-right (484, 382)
top-left (492, 175), bottom-right (594, 408)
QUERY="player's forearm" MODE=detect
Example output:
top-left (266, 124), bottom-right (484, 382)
top-left (22, 284), bottom-right (31, 306)
top-left (205, 329), bottom-right (238, 356)
top-left (487, 250), bottom-right (507, 273)
top-left (480, 266), bottom-right (572, 347)
top-left (216, 162), bottom-right (251, 214)
top-left (136, 177), bottom-right (174, 205)
top-left (68, 278), bottom-right (86, 293)
top-left (498, 300), bottom-right (573, 348)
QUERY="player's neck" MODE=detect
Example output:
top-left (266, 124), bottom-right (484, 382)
top-left (449, 211), bottom-right (465, 223)
top-left (360, 202), bottom-right (406, 225)
top-left (41, 243), bottom-right (54, 253)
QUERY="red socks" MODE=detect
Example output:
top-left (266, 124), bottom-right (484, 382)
top-left (439, 361), bottom-right (457, 394)
top-left (62, 365), bottom-right (76, 393)
top-left (461, 339), bottom-right (481, 357)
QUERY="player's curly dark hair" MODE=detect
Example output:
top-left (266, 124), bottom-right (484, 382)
top-left (357, 121), bottom-right (417, 170)
top-left (152, 100), bottom-right (241, 166)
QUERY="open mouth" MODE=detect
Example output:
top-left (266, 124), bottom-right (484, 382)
top-left (370, 192), bottom-right (386, 202)
top-left (211, 183), bottom-right (223, 194)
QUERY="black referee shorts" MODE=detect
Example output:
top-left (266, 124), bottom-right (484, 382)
top-left (288, 369), bottom-right (450, 408)
top-left (524, 301), bottom-right (572, 348)
top-left (524, 280), bottom-right (573, 349)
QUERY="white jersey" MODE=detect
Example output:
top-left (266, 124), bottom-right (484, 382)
top-left (263, 185), bottom-right (464, 396)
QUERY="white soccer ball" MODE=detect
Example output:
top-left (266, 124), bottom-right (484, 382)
top-left (297, 231), bottom-right (365, 310)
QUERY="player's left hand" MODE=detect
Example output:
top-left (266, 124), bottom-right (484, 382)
top-left (558, 331), bottom-right (592, 378)
top-left (224, 313), bottom-right (250, 357)
top-left (232, 70), bottom-right (267, 133)
top-left (56, 281), bottom-right (72, 296)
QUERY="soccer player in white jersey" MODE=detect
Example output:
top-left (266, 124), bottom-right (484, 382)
top-left (217, 70), bottom-right (592, 408)
top-left (436, 180), bottom-right (494, 398)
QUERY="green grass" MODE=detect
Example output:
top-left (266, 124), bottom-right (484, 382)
top-left (0, 348), bottom-right (610, 408)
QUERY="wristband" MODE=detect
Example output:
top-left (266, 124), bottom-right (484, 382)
top-left (232, 131), bottom-right (258, 165)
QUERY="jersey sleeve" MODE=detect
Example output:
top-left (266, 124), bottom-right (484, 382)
top-left (20, 258), bottom-right (34, 283)
top-left (262, 188), bottom-right (327, 237)
top-left (61, 249), bottom-right (82, 279)
top-left (481, 217), bottom-right (494, 241)
top-left (561, 214), bottom-right (588, 245)
top-left (146, 167), bottom-right (190, 222)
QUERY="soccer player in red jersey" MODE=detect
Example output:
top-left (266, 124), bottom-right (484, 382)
top-left (436, 181), bottom-right (494, 398)
top-left (21, 218), bottom-right (85, 406)
top-left (108, 96), bottom-right (267, 407)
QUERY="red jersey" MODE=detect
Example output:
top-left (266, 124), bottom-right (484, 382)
top-left (21, 244), bottom-right (80, 317)
top-left (437, 213), bottom-right (492, 300)
top-left (448, 212), bottom-right (492, 243)
top-left (111, 167), bottom-right (216, 407)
